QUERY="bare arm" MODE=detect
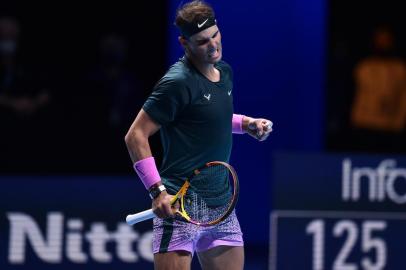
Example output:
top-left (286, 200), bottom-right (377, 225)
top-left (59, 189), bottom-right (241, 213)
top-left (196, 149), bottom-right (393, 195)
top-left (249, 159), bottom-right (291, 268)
top-left (125, 109), bottom-right (161, 163)
top-left (124, 109), bottom-right (175, 218)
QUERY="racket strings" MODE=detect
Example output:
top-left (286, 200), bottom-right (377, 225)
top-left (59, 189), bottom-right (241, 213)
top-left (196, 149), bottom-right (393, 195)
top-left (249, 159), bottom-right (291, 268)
top-left (183, 193), bottom-right (229, 223)
top-left (182, 164), bottom-right (235, 224)
top-left (190, 165), bottom-right (233, 204)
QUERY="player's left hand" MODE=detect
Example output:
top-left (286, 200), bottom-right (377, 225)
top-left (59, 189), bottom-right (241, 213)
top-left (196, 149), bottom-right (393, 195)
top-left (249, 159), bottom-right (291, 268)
top-left (246, 118), bottom-right (273, 141)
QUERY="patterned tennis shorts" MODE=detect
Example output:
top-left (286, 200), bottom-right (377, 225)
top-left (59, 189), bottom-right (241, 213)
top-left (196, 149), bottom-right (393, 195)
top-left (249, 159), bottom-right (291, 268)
top-left (152, 210), bottom-right (244, 255)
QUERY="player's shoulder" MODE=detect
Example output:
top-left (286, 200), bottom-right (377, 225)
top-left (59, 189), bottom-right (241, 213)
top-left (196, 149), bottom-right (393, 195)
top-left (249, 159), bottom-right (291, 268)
top-left (162, 58), bottom-right (194, 84)
top-left (152, 59), bottom-right (193, 94)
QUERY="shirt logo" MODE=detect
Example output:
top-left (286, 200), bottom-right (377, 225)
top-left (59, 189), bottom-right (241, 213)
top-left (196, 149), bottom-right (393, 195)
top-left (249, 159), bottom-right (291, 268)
top-left (228, 90), bottom-right (232, 96)
top-left (197, 18), bottom-right (209, 28)
top-left (203, 93), bottom-right (211, 101)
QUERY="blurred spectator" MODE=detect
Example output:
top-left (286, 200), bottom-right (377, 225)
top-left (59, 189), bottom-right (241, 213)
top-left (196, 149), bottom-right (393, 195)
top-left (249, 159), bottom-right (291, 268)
top-left (77, 33), bottom-right (144, 171)
top-left (0, 16), bottom-right (53, 171)
top-left (87, 34), bottom-right (144, 130)
top-left (350, 25), bottom-right (406, 152)
top-left (0, 17), bottom-right (51, 117)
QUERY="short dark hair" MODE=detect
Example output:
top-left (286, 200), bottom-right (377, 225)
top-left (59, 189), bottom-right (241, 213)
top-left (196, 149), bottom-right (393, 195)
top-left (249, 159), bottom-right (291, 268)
top-left (175, 1), bottom-right (215, 29)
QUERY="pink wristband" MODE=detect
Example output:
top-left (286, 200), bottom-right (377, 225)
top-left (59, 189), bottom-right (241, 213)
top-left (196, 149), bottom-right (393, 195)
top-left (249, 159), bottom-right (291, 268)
top-left (232, 114), bottom-right (245, 134)
top-left (133, 157), bottom-right (161, 189)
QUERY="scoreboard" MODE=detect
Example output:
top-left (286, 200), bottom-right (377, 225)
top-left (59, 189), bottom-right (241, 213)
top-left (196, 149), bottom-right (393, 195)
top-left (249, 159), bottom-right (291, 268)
top-left (270, 153), bottom-right (406, 270)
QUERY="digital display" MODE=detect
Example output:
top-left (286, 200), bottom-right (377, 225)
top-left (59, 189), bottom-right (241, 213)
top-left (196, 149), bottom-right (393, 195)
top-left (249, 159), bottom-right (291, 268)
top-left (270, 153), bottom-right (406, 270)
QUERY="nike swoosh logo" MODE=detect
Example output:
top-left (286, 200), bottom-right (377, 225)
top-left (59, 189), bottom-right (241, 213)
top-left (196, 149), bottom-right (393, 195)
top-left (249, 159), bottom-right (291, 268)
top-left (197, 18), bottom-right (209, 28)
top-left (228, 90), bottom-right (232, 96)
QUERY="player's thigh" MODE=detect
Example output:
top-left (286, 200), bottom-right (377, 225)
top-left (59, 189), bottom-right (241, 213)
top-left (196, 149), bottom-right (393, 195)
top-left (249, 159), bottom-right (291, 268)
top-left (197, 245), bottom-right (244, 270)
top-left (154, 250), bottom-right (192, 270)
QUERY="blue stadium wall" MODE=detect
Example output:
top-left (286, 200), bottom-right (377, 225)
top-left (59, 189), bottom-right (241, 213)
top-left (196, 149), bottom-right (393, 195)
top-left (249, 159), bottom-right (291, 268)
top-left (168, 0), bottom-right (327, 244)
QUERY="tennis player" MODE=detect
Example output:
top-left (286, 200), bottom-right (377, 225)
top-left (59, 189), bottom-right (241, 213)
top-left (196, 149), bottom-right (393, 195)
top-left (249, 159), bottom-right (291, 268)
top-left (125, 1), bottom-right (272, 269)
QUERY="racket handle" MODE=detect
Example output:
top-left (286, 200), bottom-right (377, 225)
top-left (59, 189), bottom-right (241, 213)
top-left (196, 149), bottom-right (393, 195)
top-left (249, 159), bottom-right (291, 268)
top-left (126, 209), bottom-right (156, 225)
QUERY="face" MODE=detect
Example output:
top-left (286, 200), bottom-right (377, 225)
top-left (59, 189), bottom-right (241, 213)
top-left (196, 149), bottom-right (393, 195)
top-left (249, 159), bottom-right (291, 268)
top-left (0, 18), bottom-right (19, 56)
top-left (182, 25), bottom-right (222, 65)
top-left (373, 29), bottom-right (394, 52)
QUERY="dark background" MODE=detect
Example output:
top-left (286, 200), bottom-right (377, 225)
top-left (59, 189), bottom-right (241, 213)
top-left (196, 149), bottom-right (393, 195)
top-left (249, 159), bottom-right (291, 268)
top-left (2, 1), bottom-right (404, 172)
top-left (0, 2), bottom-right (167, 173)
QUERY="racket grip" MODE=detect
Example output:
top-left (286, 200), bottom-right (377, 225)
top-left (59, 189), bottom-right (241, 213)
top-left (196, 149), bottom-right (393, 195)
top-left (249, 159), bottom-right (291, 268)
top-left (126, 209), bottom-right (156, 225)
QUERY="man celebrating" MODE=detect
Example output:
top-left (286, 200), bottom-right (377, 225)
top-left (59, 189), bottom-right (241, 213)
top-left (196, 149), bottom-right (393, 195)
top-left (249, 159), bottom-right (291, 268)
top-left (125, 1), bottom-right (272, 269)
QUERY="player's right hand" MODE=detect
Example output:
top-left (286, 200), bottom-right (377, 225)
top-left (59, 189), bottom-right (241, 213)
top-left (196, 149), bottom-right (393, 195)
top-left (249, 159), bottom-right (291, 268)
top-left (152, 191), bottom-right (179, 219)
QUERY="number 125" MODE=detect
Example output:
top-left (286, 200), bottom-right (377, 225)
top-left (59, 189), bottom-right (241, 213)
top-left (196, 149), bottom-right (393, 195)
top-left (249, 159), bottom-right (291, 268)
top-left (306, 220), bottom-right (387, 270)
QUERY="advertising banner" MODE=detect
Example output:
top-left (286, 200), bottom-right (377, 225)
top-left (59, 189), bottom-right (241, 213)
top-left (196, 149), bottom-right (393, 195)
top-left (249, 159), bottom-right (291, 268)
top-left (0, 176), bottom-right (153, 269)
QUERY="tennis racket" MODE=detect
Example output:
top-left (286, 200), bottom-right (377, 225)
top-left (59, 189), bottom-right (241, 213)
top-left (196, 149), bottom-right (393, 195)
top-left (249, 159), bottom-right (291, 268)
top-left (126, 161), bottom-right (239, 226)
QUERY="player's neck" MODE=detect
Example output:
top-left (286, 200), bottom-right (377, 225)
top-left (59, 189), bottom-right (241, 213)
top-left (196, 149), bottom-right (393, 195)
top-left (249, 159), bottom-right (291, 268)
top-left (188, 57), bottom-right (220, 82)
top-left (199, 65), bottom-right (220, 83)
